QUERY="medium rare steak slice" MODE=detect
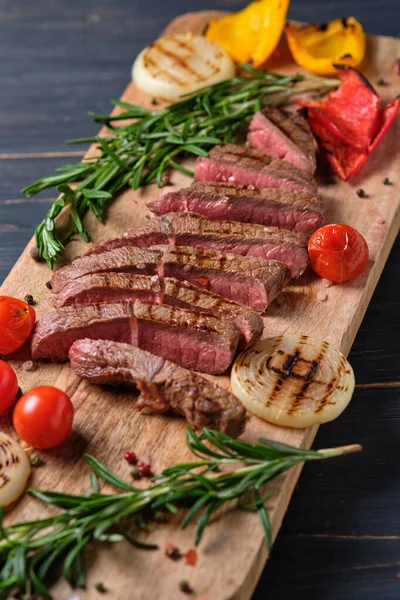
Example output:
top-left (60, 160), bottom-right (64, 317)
top-left (51, 245), bottom-right (290, 312)
top-left (195, 144), bottom-right (317, 194)
top-left (69, 339), bottom-right (246, 437)
top-left (85, 212), bottom-right (308, 277)
top-left (248, 107), bottom-right (316, 173)
top-left (31, 300), bottom-right (240, 374)
top-left (52, 274), bottom-right (263, 348)
top-left (149, 182), bottom-right (324, 235)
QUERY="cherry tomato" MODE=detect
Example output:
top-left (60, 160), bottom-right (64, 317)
top-left (308, 223), bottom-right (369, 283)
top-left (13, 386), bottom-right (74, 449)
top-left (0, 296), bottom-right (36, 355)
top-left (0, 360), bottom-right (18, 413)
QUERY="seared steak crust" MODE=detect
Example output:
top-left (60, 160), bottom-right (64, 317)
top-left (31, 299), bottom-right (240, 374)
top-left (52, 274), bottom-right (264, 348)
top-left (150, 182), bottom-right (324, 235)
top-left (69, 339), bottom-right (247, 437)
top-left (194, 144), bottom-right (317, 194)
top-left (248, 107), bottom-right (316, 173)
top-left (85, 212), bottom-right (308, 277)
top-left (51, 245), bottom-right (290, 312)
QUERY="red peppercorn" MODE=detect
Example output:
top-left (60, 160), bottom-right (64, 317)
top-left (137, 460), bottom-right (152, 477)
top-left (184, 548), bottom-right (198, 567)
top-left (124, 451), bottom-right (137, 464)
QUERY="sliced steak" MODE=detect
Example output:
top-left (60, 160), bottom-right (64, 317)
top-left (149, 182), bottom-right (324, 235)
top-left (69, 339), bottom-right (246, 437)
top-left (51, 245), bottom-right (290, 312)
top-left (52, 274), bottom-right (263, 348)
top-left (194, 144), bottom-right (317, 194)
top-left (248, 107), bottom-right (316, 173)
top-left (31, 300), bottom-right (240, 374)
top-left (85, 212), bottom-right (308, 278)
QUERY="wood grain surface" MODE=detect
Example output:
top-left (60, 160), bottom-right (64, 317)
top-left (0, 5), bottom-right (400, 600)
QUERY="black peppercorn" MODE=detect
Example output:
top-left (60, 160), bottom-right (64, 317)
top-left (383, 177), bottom-right (391, 186)
top-left (24, 294), bottom-right (35, 305)
top-left (95, 582), bottom-right (107, 593)
top-left (45, 281), bottom-right (52, 290)
top-left (356, 188), bottom-right (366, 198)
top-left (166, 547), bottom-right (182, 561)
top-left (179, 580), bottom-right (194, 594)
top-left (130, 468), bottom-right (142, 480)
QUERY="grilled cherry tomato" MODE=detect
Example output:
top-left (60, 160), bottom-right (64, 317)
top-left (308, 224), bottom-right (369, 283)
top-left (0, 296), bottom-right (36, 355)
top-left (13, 386), bottom-right (74, 449)
top-left (0, 360), bottom-right (18, 414)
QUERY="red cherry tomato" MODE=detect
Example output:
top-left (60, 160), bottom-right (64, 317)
top-left (13, 386), bottom-right (74, 449)
top-left (308, 223), bottom-right (369, 283)
top-left (0, 360), bottom-right (18, 413)
top-left (0, 296), bottom-right (36, 355)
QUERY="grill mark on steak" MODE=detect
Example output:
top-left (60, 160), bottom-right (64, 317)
top-left (248, 107), bottom-right (317, 173)
top-left (69, 339), bottom-right (247, 437)
top-left (51, 245), bottom-right (290, 312)
top-left (52, 274), bottom-right (263, 348)
top-left (31, 299), bottom-right (241, 374)
top-left (149, 182), bottom-right (324, 235)
top-left (194, 144), bottom-right (317, 194)
top-left (84, 212), bottom-right (308, 278)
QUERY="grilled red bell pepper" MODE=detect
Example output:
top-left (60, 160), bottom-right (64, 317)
top-left (306, 109), bottom-right (369, 180)
top-left (299, 65), bottom-right (380, 151)
top-left (370, 96), bottom-right (400, 152)
top-left (299, 66), bottom-right (400, 180)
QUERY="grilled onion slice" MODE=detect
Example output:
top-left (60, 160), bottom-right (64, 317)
top-left (0, 433), bottom-right (31, 508)
top-left (231, 335), bottom-right (355, 428)
top-left (132, 33), bottom-right (236, 101)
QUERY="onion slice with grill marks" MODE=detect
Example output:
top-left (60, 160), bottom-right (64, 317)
top-left (231, 335), bottom-right (355, 428)
top-left (132, 33), bottom-right (236, 101)
top-left (0, 432), bottom-right (31, 509)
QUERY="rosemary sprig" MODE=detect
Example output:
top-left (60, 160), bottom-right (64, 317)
top-left (23, 67), bottom-right (338, 267)
top-left (0, 428), bottom-right (360, 599)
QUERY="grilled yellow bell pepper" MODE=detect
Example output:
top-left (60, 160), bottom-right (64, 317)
top-left (285, 17), bottom-right (366, 75)
top-left (205, 0), bottom-right (290, 68)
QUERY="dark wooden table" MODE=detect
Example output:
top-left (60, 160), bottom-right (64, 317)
top-left (1, 1), bottom-right (399, 598)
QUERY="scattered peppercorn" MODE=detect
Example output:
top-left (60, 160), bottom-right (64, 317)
top-left (356, 188), bottom-right (366, 198)
top-left (130, 468), bottom-right (142, 480)
top-left (24, 294), bottom-right (35, 306)
top-left (124, 451), bottom-right (137, 464)
top-left (166, 546), bottom-right (182, 561)
top-left (179, 580), bottom-right (194, 594)
top-left (151, 98), bottom-right (159, 105)
top-left (184, 548), bottom-right (198, 566)
top-left (95, 582), bottom-right (107, 593)
top-left (22, 360), bottom-right (37, 372)
top-left (383, 177), bottom-right (392, 185)
top-left (45, 281), bottom-right (52, 290)
top-left (29, 452), bottom-right (44, 467)
top-left (377, 78), bottom-right (388, 86)
top-left (138, 462), bottom-right (152, 477)
top-left (30, 246), bottom-right (44, 262)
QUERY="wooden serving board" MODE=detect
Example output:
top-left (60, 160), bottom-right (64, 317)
top-left (1, 10), bottom-right (399, 600)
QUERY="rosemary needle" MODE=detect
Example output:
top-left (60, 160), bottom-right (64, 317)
top-left (0, 427), bottom-right (360, 598)
top-left (22, 66), bottom-right (338, 267)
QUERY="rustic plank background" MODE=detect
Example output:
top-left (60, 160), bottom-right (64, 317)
top-left (0, 1), bottom-right (399, 599)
